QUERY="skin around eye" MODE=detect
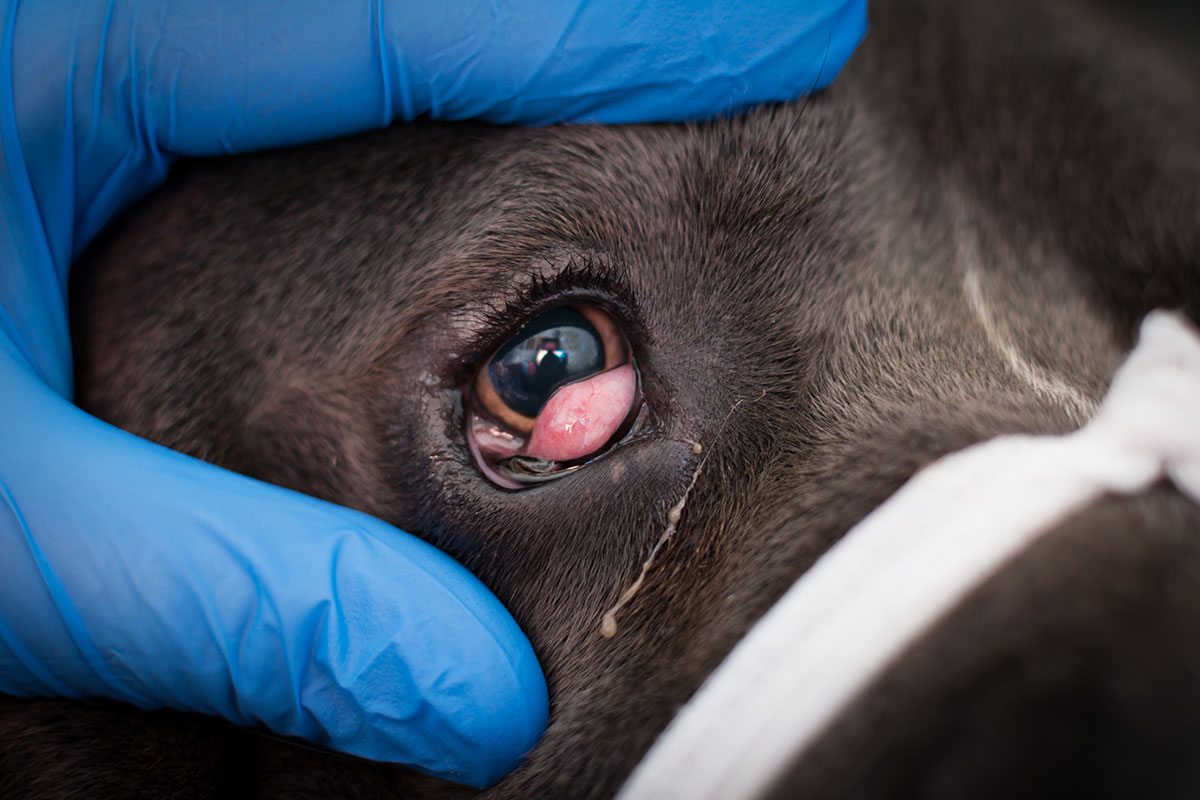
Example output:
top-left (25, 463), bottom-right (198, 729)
top-left (467, 304), bottom-right (641, 488)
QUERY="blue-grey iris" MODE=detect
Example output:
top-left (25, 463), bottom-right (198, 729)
top-left (487, 306), bottom-right (604, 417)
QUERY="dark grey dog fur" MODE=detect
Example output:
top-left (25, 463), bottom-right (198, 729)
top-left (2, 0), bottom-right (1198, 797)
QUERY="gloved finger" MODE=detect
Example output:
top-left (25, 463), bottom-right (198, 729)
top-left (392, 0), bottom-right (867, 125)
top-left (10, 0), bottom-right (867, 272)
top-left (0, 350), bottom-right (549, 788)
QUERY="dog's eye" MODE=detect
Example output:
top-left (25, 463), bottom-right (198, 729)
top-left (467, 304), bottom-right (641, 489)
top-left (487, 306), bottom-right (606, 418)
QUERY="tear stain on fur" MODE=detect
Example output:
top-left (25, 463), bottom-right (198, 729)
top-left (600, 391), bottom-right (767, 638)
top-left (600, 440), bottom-right (706, 639)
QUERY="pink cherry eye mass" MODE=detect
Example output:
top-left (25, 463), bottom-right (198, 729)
top-left (526, 364), bottom-right (637, 461)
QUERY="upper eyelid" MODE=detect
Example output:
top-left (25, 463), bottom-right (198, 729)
top-left (447, 249), bottom-right (631, 370)
top-left (444, 251), bottom-right (578, 345)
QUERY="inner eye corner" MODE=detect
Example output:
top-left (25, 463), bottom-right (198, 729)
top-left (465, 302), bottom-right (642, 490)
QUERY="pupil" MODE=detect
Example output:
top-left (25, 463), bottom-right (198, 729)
top-left (488, 306), bottom-right (604, 417)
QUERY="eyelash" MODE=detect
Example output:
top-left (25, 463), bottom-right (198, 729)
top-left (457, 256), bottom-right (639, 380)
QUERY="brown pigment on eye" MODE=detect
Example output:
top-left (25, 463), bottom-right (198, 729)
top-left (599, 390), bottom-right (768, 639)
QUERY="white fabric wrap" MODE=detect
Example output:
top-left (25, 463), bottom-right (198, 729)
top-left (617, 311), bottom-right (1200, 800)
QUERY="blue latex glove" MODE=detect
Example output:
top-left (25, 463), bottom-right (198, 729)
top-left (0, 0), bottom-right (866, 788)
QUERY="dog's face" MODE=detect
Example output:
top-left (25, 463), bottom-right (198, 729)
top-left (5, 0), bottom-right (1199, 798)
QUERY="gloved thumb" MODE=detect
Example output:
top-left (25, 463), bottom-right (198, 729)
top-left (0, 348), bottom-right (548, 788)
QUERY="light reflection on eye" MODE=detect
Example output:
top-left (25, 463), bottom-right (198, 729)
top-left (467, 304), bottom-right (641, 489)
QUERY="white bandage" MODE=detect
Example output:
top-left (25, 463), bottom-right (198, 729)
top-left (618, 311), bottom-right (1200, 800)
